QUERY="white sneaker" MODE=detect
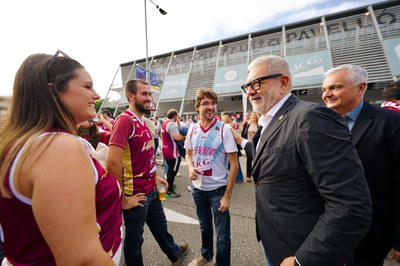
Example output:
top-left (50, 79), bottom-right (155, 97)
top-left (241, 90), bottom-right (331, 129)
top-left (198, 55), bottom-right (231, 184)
top-left (177, 172), bottom-right (181, 177)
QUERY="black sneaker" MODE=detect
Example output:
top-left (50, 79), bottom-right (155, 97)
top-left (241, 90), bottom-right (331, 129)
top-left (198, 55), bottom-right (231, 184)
top-left (166, 191), bottom-right (181, 198)
top-left (171, 243), bottom-right (188, 265)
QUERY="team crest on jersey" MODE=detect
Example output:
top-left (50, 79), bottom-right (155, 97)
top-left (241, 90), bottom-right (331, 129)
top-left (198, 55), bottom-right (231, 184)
top-left (136, 123), bottom-right (140, 128)
top-left (215, 126), bottom-right (220, 131)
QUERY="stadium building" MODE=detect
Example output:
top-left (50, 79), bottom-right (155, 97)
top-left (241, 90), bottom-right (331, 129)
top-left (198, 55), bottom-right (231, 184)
top-left (101, 0), bottom-right (400, 117)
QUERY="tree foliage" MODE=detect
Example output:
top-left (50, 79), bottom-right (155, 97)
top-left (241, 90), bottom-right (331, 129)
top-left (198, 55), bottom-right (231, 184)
top-left (95, 99), bottom-right (103, 112)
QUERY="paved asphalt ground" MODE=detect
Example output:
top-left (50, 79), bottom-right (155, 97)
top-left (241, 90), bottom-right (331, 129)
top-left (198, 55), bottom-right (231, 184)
top-left (119, 155), bottom-right (399, 266)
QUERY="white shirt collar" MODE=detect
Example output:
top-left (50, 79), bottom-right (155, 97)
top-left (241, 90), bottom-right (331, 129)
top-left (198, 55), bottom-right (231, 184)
top-left (258, 93), bottom-right (291, 127)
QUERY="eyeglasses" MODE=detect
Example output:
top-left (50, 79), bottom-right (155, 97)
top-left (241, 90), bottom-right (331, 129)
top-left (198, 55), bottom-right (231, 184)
top-left (241, 74), bottom-right (283, 93)
top-left (200, 101), bottom-right (217, 107)
top-left (47, 49), bottom-right (70, 71)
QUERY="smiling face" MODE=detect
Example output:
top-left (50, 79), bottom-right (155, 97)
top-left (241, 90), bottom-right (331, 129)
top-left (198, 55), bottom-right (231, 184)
top-left (322, 69), bottom-right (366, 115)
top-left (58, 68), bottom-right (99, 124)
top-left (195, 96), bottom-right (217, 122)
top-left (129, 82), bottom-right (152, 115)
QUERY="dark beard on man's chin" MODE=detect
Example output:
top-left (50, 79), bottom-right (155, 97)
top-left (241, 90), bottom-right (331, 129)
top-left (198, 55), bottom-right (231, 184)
top-left (134, 100), bottom-right (149, 114)
top-left (203, 113), bottom-right (215, 121)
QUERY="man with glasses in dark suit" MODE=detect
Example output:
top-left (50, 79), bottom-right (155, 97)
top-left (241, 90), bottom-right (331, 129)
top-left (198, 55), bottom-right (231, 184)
top-left (233, 55), bottom-right (372, 266)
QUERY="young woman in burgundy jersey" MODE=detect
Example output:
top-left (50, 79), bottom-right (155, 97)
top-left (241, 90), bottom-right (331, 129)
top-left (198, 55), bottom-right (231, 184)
top-left (0, 51), bottom-right (121, 265)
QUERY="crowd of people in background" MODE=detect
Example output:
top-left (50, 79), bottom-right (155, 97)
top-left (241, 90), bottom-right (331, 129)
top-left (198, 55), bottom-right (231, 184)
top-left (0, 51), bottom-right (399, 266)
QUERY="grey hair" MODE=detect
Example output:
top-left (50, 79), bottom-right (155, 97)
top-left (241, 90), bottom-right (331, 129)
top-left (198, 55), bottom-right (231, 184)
top-left (324, 64), bottom-right (368, 85)
top-left (248, 55), bottom-right (292, 89)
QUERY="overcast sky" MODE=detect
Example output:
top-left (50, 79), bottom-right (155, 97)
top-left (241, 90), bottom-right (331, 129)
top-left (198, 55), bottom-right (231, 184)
top-left (0, 0), bottom-right (387, 98)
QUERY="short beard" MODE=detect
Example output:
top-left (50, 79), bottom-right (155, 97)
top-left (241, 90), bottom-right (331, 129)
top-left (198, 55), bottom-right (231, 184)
top-left (134, 98), bottom-right (149, 114)
top-left (202, 112), bottom-right (215, 122)
top-left (251, 99), bottom-right (265, 114)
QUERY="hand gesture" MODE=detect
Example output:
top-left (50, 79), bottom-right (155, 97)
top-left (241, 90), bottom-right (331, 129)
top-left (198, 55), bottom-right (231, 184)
top-left (230, 127), bottom-right (244, 145)
top-left (189, 167), bottom-right (203, 181)
top-left (122, 193), bottom-right (147, 210)
top-left (389, 248), bottom-right (400, 263)
top-left (155, 174), bottom-right (169, 191)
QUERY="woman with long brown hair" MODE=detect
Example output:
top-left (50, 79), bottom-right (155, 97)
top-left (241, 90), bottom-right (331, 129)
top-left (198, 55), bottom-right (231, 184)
top-left (0, 52), bottom-right (121, 265)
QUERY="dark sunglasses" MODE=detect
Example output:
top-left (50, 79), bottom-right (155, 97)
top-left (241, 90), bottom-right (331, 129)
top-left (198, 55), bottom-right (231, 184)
top-left (47, 49), bottom-right (70, 71)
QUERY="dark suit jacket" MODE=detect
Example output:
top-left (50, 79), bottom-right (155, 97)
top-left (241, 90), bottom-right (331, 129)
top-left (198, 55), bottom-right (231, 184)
top-left (245, 95), bottom-right (372, 265)
top-left (351, 102), bottom-right (400, 258)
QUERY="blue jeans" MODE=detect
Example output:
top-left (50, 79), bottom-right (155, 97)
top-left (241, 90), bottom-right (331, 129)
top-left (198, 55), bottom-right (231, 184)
top-left (122, 189), bottom-right (180, 266)
top-left (192, 186), bottom-right (231, 266)
top-left (229, 157), bottom-right (243, 183)
top-left (235, 158), bottom-right (244, 183)
top-left (154, 138), bottom-right (159, 156)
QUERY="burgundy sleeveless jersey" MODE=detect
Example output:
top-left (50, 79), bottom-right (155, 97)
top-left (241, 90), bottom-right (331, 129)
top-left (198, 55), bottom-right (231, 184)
top-left (0, 132), bottom-right (122, 265)
top-left (161, 120), bottom-right (179, 160)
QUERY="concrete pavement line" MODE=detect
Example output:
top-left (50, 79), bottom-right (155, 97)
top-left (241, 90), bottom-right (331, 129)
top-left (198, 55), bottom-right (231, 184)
top-left (164, 207), bottom-right (199, 225)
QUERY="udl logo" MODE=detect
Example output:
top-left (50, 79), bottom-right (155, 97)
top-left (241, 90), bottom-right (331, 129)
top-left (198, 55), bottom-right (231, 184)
top-left (225, 71), bottom-right (237, 81)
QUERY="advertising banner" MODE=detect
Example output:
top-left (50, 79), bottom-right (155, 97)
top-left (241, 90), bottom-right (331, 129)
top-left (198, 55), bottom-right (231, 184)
top-left (382, 37), bottom-right (400, 76)
top-left (286, 50), bottom-right (333, 87)
top-left (135, 66), bottom-right (160, 92)
top-left (159, 73), bottom-right (190, 100)
top-left (213, 64), bottom-right (248, 94)
top-left (135, 66), bottom-right (147, 81)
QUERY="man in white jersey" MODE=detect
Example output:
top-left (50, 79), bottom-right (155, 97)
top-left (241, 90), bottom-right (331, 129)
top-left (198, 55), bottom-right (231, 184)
top-left (185, 88), bottom-right (238, 266)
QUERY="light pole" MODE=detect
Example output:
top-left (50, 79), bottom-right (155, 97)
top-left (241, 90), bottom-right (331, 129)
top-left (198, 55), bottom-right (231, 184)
top-left (144, 0), bottom-right (167, 82)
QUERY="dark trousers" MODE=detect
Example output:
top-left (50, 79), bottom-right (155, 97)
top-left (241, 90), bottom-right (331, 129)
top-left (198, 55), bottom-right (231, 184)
top-left (166, 157), bottom-right (181, 192)
top-left (245, 156), bottom-right (252, 178)
top-left (154, 138), bottom-right (159, 155)
top-left (245, 150), bottom-right (253, 178)
top-left (122, 189), bottom-right (180, 266)
top-left (0, 242), bottom-right (4, 262)
top-left (353, 237), bottom-right (392, 266)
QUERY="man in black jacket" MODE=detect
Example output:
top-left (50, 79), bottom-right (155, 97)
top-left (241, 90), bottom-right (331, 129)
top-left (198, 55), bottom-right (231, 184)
top-left (235, 55), bottom-right (372, 266)
top-left (322, 64), bottom-right (400, 265)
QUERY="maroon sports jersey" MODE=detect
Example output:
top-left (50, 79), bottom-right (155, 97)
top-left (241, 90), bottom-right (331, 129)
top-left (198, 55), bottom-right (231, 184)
top-left (109, 110), bottom-right (156, 196)
top-left (161, 120), bottom-right (179, 160)
top-left (0, 132), bottom-right (122, 265)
